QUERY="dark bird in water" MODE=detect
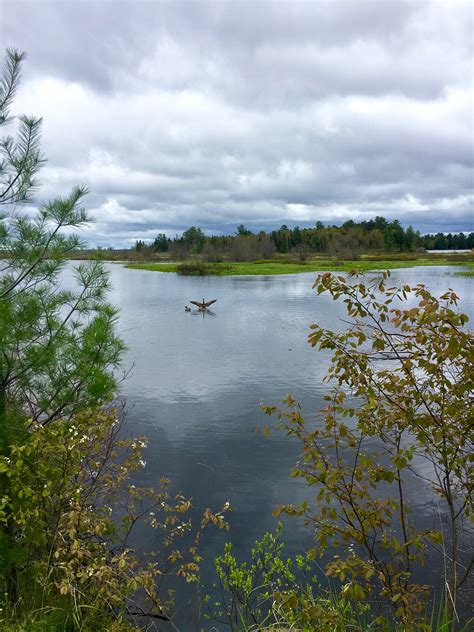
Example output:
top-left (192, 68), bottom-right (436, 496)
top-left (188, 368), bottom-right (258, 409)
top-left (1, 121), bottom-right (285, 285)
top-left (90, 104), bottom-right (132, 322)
top-left (190, 298), bottom-right (217, 311)
top-left (185, 306), bottom-right (191, 312)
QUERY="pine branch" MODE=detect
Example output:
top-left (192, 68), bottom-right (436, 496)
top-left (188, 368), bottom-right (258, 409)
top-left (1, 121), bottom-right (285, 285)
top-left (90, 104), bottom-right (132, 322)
top-left (0, 48), bottom-right (26, 121)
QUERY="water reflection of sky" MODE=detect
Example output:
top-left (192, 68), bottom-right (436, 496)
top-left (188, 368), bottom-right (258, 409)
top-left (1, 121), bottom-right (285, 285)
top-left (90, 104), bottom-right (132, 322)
top-left (62, 264), bottom-right (474, 627)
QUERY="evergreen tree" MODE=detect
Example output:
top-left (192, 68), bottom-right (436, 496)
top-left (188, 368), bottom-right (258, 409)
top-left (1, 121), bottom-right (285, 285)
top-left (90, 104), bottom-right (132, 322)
top-left (153, 232), bottom-right (169, 252)
top-left (0, 49), bottom-right (123, 430)
top-left (236, 223), bottom-right (251, 236)
top-left (0, 49), bottom-right (124, 596)
top-left (182, 225), bottom-right (205, 252)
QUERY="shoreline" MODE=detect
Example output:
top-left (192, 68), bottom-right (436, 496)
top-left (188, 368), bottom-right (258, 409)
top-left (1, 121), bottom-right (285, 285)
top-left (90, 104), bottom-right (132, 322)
top-left (123, 257), bottom-right (474, 276)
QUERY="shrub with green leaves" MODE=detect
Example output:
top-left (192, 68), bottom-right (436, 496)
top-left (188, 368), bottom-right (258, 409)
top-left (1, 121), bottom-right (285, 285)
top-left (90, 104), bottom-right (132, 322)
top-left (0, 409), bottom-right (229, 629)
top-left (264, 271), bottom-right (473, 629)
top-left (205, 525), bottom-right (372, 631)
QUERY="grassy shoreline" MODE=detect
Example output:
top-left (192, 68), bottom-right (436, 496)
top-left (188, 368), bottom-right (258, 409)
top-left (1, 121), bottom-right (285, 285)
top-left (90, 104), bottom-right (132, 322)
top-left (125, 257), bottom-right (474, 276)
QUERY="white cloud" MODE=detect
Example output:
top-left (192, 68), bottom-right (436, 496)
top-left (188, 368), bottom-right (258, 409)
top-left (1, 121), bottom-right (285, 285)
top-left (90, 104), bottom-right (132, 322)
top-left (3, 0), bottom-right (473, 245)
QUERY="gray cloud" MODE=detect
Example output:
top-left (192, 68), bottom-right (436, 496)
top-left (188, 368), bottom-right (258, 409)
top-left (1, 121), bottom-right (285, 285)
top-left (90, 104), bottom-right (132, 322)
top-left (2, 0), bottom-right (473, 246)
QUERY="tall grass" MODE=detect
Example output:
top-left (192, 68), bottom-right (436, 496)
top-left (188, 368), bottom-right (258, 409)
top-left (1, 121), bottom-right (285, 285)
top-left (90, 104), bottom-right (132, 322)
top-left (177, 260), bottom-right (231, 275)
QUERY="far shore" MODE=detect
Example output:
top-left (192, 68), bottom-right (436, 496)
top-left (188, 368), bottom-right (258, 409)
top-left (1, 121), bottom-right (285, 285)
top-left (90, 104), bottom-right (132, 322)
top-left (122, 254), bottom-right (474, 276)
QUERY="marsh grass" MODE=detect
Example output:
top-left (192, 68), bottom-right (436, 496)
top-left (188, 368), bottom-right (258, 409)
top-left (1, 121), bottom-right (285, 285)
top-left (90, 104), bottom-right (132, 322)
top-left (126, 254), bottom-right (474, 276)
top-left (176, 260), bottom-right (232, 275)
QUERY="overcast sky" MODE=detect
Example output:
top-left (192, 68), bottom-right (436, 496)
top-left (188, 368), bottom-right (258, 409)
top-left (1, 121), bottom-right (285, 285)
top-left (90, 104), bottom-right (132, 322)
top-left (2, 1), bottom-right (473, 246)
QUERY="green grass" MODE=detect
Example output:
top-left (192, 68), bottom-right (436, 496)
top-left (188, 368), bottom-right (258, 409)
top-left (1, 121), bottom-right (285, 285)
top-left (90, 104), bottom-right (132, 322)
top-left (454, 270), bottom-right (474, 277)
top-left (125, 257), bottom-right (474, 276)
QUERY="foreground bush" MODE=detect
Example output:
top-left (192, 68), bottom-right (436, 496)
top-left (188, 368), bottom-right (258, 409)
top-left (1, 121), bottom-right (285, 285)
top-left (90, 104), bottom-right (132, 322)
top-left (261, 271), bottom-right (473, 630)
top-left (205, 525), bottom-right (473, 632)
top-left (205, 525), bottom-right (373, 631)
top-left (0, 409), bottom-right (229, 629)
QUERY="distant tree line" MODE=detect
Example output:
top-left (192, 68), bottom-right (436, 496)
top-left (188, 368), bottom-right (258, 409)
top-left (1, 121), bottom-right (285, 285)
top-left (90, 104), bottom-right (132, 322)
top-left (134, 217), bottom-right (474, 261)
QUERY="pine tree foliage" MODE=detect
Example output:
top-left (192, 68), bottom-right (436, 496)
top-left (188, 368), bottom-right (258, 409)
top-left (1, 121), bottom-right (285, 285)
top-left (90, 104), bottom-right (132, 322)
top-left (0, 49), bottom-right (44, 206)
top-left (0, 49), bottom-right (124, 434)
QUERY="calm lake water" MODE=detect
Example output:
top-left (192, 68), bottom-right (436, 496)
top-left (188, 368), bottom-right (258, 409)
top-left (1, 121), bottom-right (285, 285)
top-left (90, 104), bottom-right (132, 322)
top-left (66, 264), bottom-right (474, 628)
